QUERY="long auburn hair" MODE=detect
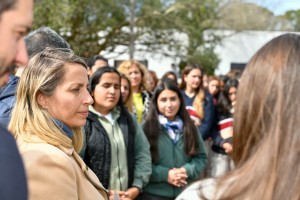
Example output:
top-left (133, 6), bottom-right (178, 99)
top-left (216, 78), bottom-right (239, 118)
top-left (120, 73), bottom-right (133, 112)
top-left (213, 33), bottom-right (300, 199)
top-left (143, 79), bottom-right (199, 163)
top-left (179, 65), bottom-right (205, 119)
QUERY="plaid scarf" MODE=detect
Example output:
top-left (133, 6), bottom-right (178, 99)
top-left (158, 114), bottom-right (183, 144)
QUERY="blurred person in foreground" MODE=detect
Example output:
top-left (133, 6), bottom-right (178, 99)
top-left (9, 48), bottom-right (108, 200)
top-left (0, 0), bottom-right (33, 199)
top-left (177, 33), bottom-right (300, 200)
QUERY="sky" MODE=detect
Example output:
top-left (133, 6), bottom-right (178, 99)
top-left (246, 0), bottom-right (300, 15)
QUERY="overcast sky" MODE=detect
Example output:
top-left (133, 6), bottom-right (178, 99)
top-left (246, 0), bottom-right (300, 15)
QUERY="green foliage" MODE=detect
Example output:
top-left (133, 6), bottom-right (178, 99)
top-left (178, 47), bottom-right (219, 75)
top-left (218, 2), bottom-right (275, 30)
top-left (33, 0), bottom-right (220, 73)
top-left (164, 0), bottom-right (220, 73)
top-left (285, 9), bottom-right (300, 31)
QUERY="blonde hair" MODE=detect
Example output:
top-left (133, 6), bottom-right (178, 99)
top-left (117, 60), bottom-right (150, 92)
top-left (9, 48), bottom-right (87, 152)
top-left (180, 65), bottom-right (205, 119)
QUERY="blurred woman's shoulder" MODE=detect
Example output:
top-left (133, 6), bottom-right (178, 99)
top-left (176, 178), bottom-right (217, 200)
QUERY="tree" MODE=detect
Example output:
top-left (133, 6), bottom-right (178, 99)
top-left (284, 9), bottom-right (300, 31)
top-left (157, 0), bottom-right (221, 73)
top-left (33, 0), bottom-right (221, 74)
top-left (34, 0), bottom-right (133, 57)
top-left (217, 1), bottom-right (276, 31)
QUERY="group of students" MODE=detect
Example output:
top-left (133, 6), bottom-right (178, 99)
top-left (0, 25), bottom-right (208, 199)
top-left (143, 64), bottom-right (239, 179)
top-left (1, 3), bottom-right (300, 199)
top-left (0, 24), bottom-right (237, 199)
top-left (83, 57), bottom-right (208, 199)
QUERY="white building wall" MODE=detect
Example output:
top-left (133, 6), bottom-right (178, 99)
top-left (102, 30), bottom-right (300, 77)
top-left (214, 30), bottom-right (300, 75)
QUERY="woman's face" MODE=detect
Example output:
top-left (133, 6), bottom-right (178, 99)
top-left (202, 74), bottom-right (208, 88)
top-left (229, 86), bottom-right (237, 103)
top-left (184, 68), bottom-right (202, 90)
top-left (121, 77), bottom-right (130, 103)
top-left (93, 72), bottom-right (121, 115)
top-left (40, 63), bottom-right (93, 128)
top-left (208, 80), bottom-right (220, 97)
top-left (147, 76), bottom-right (156, 92)
top-left (128, 64), bottom-right (142, 88)
top-left (157, 89), bottom-right (180, 121)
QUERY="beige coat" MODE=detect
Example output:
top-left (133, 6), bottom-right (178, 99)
top-left (17, 135), bottom-right (108, 200)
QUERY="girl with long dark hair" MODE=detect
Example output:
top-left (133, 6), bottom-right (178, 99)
top-left (142, 79), bottom-right (207, 199)
top-left (83, 67), bottom-right (151, 200)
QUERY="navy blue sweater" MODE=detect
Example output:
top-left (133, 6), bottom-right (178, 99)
top-left (0, 75), bottom-right (18, 128)
top-left (181, 90), bottom-right (215, 140)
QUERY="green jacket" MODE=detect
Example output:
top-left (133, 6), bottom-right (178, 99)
top-left (143, 127), bottom-right (207, 198)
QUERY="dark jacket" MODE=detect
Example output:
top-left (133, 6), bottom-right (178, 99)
top-left (0, 124), bottom-right (27, 200)
top-left (211, 93), bottom-right (233, 155)
top-left (84, 110), bottom-right (135, 189)
top-left (211, 114), bottom-right (233, 155)
top-left (181, 90), bottom-right (215, 140)
top-left (0, 75), bottom-right (18, 128)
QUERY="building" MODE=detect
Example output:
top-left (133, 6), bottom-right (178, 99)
top-left (103, 30), bottom-right (299, 77)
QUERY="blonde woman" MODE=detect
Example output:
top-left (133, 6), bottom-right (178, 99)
top-left (118, 60), bottom-right (152, 123)
top-left (180, 65), bottom-right (215, 141)
top-left (9, 48), bottom-right (108, 200)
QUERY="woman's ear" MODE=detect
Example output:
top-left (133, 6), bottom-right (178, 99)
top-left (37, 93), bottom-right (48, 110)
top-left (183, 74), bottom-right (187, 82)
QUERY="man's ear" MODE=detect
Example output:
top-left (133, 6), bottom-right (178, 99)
top-left (37, 93), bottom-right (48, 110)
top-left (87, 68), bottom-right (92, 77)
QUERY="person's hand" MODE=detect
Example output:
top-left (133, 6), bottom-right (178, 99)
top-left (174, 168), bottom-right (188, 187)
top-left (192, 118), bottom-right (201, 126)
top-left (123, 187), bottom-right (140, 200)
top-left (223, 142), bottom-right (233, 153)
top-left (108, 190), bottom-right (127, 200)
top-left (168, 168), bottom-right (188, 187)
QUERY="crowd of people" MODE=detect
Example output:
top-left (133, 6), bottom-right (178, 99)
top-left (1, 0), bottom-right (300, 200)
